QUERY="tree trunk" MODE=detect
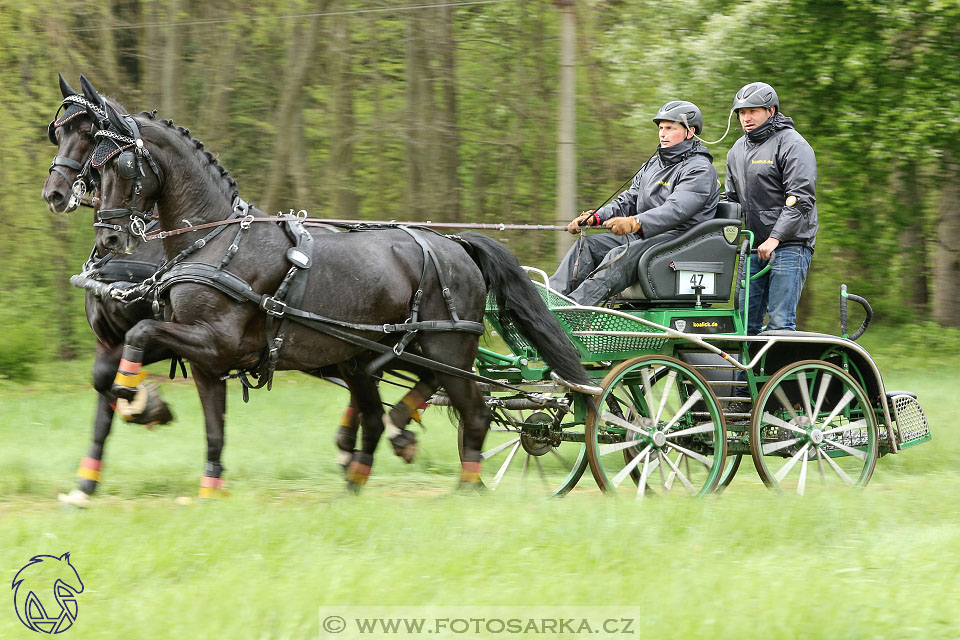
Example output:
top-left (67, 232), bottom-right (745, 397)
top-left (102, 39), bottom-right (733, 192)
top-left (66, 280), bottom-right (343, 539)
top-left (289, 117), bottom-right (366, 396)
top-left (404, 7), bottom-right (433, 217)
top-left (160, 0), bottom-right (182, 119)
top-left (934, 154), bottom-right (960, 327)
top-left (436, 3), bottom-right (461, 222)
top-left (262, 12), bottom-right (323, 213)
top-left (330, 7), bottom-right (358, 218)
top-left (555, 0), bottom-right (576, 262)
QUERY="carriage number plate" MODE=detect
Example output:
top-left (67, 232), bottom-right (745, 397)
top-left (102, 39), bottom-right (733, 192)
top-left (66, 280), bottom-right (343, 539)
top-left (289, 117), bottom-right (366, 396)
top-left (678, 271), bottom-right (715, 295)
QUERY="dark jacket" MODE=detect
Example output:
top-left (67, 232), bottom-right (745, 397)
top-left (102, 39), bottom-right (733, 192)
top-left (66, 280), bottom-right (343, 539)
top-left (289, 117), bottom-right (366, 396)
top-left (596, 138), bottom-right (720, 240)
top-left (724, 113), bottom-right (818, 249)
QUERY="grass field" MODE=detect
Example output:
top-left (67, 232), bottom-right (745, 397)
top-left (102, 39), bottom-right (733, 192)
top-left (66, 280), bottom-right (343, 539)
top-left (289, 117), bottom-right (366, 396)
top-left (1, 338), bottom-right (958, 639)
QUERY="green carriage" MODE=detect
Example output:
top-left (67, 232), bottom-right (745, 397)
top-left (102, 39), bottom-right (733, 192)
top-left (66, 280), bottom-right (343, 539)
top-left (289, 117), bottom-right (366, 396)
top-left (449, 204), bottom-right (932, 497)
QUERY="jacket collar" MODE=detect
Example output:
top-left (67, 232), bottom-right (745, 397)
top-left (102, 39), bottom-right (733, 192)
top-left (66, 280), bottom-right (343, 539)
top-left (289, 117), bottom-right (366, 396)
top-left (745, 112), bottom-right (795, 143)
top-left (657, 138), bottom-right (702, 165)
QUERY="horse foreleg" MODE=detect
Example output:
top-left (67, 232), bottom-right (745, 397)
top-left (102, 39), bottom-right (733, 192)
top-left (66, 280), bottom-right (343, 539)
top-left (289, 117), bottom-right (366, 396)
top-left (338, 368), bottom-right (386, 492)
top-left (193, 366), bottom-right (229, 499)
top-left (385, 374), bottom-right (438, 463)
top-left (335, 399), bottom-right (360, 470)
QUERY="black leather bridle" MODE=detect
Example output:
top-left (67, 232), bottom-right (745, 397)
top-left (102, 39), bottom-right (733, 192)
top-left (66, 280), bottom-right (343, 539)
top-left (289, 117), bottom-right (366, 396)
top-left (48, 94), bottom-right (106, 210)
top-left (91, 117), bottom-right (164, 240)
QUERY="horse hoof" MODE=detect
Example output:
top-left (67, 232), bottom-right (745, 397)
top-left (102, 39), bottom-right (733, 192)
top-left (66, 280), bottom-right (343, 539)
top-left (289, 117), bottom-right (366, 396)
top-left (337, 448), bottom-right (354, 472)
top-left (120, 384), bottom-right (175, 427)
top-left (76, 478), bottom-right (98, 495)
top-left (345, 481), bottom-right (364, 495)
top-left (58, 489), bottom-right (92, 508)
top-left (390, 430), bottom-right (418, 463)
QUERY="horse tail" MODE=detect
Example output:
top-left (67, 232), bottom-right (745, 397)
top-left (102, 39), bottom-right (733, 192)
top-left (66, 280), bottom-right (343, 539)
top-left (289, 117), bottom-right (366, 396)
top-left (457, 232), bottom-right (592, 386)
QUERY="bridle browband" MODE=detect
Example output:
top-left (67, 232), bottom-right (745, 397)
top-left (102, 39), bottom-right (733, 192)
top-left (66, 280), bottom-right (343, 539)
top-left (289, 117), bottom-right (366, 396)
top-left (92, 118), bottom-right (164, 240)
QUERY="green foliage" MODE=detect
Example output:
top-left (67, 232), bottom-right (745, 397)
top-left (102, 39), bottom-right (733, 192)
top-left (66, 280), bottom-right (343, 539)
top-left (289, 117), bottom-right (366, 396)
top-left (0, 304), bottom-right (43, 382)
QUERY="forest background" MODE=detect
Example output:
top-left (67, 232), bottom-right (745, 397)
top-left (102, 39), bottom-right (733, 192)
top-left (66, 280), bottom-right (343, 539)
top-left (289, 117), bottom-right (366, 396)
top-left (1, 0), bottom-right (959, 378)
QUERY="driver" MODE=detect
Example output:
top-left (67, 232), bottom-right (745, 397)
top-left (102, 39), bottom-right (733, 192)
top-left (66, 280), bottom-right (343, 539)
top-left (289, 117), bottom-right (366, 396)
top-left (549, 101), bottom-right (720, 306)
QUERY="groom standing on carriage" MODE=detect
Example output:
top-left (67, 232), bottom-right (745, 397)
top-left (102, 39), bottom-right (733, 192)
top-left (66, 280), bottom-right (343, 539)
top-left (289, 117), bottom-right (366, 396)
top-left (549, 100), bottom-right (721, 306)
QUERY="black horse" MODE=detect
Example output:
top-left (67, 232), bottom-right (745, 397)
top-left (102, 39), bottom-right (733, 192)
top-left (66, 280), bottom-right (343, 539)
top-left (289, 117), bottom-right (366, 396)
top-left (45, 76), bottom-right (432, 500)
top-left (89, 100), bottom-right (592, 493)
top-left (43, 75), bottom-right (175, 506)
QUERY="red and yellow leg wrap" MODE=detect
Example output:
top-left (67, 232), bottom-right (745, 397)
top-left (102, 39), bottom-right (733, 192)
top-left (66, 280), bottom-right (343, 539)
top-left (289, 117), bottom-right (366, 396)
top-left (399, 389), bottom-right (429, 424)
top-left (346, 462), bottom-right (372, 486)
top-left (76, 457), bottom-right (102, 483)
top-left (339, 406), bottom-right (358, 429)
top-left (460, 461), bottom-right (482, 484)
top-left (114, 367), bottom-right (146, 390)
top-left (198, 476), bottom-right (229, 499)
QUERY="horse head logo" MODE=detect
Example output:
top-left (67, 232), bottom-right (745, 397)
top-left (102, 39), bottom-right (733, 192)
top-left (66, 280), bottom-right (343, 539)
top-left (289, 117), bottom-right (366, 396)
top-left (12, 552), bottom-right (84, 634)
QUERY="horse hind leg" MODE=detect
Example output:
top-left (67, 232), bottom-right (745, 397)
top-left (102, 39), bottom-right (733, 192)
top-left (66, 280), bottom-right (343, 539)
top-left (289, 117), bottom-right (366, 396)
top-left (435, 374), bottom-right (490, 491)
top-left (335, 401), bottom-right (360, 471)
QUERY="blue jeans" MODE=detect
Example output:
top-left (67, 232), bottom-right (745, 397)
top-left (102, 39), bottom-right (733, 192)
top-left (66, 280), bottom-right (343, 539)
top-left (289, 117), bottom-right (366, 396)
top-left (738, 245), bottom-right (812, 335)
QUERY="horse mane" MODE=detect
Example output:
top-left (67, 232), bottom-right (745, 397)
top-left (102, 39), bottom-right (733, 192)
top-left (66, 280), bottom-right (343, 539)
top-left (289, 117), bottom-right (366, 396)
top-left (136, 109), bottom-right (240, 202)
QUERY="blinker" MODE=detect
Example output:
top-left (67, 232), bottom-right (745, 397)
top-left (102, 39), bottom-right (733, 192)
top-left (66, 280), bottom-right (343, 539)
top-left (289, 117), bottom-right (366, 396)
top-left (117, 150), bottom-right (138, 180)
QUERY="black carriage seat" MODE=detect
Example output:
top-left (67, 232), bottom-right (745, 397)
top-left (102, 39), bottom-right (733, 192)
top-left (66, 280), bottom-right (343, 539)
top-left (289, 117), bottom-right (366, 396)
top-left (617, 201), bottom-right (743, 306)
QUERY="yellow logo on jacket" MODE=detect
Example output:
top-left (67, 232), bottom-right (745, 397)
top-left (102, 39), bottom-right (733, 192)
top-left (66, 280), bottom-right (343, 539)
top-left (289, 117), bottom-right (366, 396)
top-left (751, 159), bottom-right (773, 164)
top-left (658, 180), bottom-right (670, 187)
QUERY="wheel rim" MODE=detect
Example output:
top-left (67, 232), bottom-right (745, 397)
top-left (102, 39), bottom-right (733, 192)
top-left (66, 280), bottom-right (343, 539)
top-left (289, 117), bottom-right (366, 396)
top-left (749, 360), bottom-right (878, 494)
top-left (717, 454), bottom-right (742, 492)
top-left (586, 356), bottom-right (727, 498)
top-left (459, 392), bottom-right (589, 496)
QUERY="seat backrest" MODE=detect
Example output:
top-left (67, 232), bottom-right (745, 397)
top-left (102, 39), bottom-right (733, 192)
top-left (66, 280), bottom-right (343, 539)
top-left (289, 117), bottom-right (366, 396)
top-left (630, 216), bottom-right (742, 305)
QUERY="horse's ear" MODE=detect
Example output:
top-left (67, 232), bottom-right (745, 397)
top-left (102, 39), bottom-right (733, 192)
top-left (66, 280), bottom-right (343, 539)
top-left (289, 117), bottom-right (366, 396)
top-left (80, 75), bottom-right (105, 109)
top-left (58, 73), bottom-right (76, 98)
top-left (105, 102), bottom-right (132, 136)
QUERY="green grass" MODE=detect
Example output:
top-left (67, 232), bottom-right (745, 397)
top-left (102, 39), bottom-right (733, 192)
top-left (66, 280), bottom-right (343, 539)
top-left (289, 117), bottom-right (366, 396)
top-left (1, 356), bottom-right (958, 639)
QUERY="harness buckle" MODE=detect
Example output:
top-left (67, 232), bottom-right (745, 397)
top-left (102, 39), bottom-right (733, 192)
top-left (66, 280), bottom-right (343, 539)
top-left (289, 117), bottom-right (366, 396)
top-left (261, 296), bottom-right (287, 317)
top-left (240, 214), bottom-right (254, 230)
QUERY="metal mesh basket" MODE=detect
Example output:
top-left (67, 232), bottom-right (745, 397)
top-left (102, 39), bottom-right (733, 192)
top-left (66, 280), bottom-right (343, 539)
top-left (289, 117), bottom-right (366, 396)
top-left (891, 394), bottom-right (930, 445)
top-left (553, 307), bottom-right (667, 355)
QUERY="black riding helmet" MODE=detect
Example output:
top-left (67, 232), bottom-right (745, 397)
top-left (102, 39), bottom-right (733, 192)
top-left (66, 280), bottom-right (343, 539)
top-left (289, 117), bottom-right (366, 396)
top-left (652, 100), bottom-right (703, 135)
top-left (732, 82), bottom-right (779, 113)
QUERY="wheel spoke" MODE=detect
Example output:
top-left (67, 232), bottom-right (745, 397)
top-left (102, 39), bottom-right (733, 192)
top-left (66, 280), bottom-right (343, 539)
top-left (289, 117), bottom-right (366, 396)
top-left (489, 440), bottom-right (522, 489)
top-left (796, 371), bottom-right (813, 422)
top-left (773, 386), bottom-right (801, 422)
top-left (640, 368), bottom-right (655, 417)
top-left (820, 448), bottom-right (855, 485)
top-left (654, 370), bottom-right (678, 423)
top-left (665, 421), bottom-right (716, 439)
top-left (613, 384), bottom-right (642, 422)
top-left (761, 412), bottom-right (808, 435)
top-left (774, 442), bottom-right (811, 483)
top-left (664, 441), bottom-right (712, 468)
top-left (612, 444), bottom-right (652, 488)
top-left (636, 450), bottom-right (653, 500)
top-left (597, 437), bottom-right (648, 457)
top-left (601, 411), bottom-right (648, 436)
top-left (533, 455), bottom-right (550, 487)
top-left (762, 437), bottom-right (801, 455)
top-left (549, 447), bottom-right (570, 467)
top-left (664, 451), bottom-right (683, 490)
top-left (661, 389), bottom-right (703, 433)
top-left (822, 418), bottom-right (866, 436)
top-left (660, 448), bottom-right (697, 494)
top-left (820, 390), bottom-right (856, 430)
top-left (797, 450), bottom-right (809, 496)
top-left (822, 437), bottom-right (867, 460)
top-left (481, 436), bottom-right (521, 461)
top-left (812, 373), bottom-right (832, 419)
top-left (522, 453), bottom-right (530, 480)
top-left (815, 447), bottom-right (826, 484)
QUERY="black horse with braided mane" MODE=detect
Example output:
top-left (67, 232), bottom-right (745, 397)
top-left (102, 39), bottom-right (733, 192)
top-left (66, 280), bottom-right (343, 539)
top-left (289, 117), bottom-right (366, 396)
top-left (42, 75), bottom-right (176, 506)
top-left (44, 76), bottom-right (440, 499)
top-left (87, 94), bottom-right (592, 494)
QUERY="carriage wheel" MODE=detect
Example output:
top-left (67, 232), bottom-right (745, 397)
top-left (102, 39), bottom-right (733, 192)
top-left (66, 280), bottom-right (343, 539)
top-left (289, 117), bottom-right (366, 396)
top-left (717, 454), bottom-right (743, 492)
top-left (749, 360), bottom-right (878, 494)
top-left (585, 356), bottom-right (726, 498)
top-left (458, 390), bottom-right (590, 496)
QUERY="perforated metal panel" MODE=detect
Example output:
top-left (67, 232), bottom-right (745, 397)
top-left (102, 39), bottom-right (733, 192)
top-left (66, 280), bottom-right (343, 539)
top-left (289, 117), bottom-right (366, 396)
top-left (891, 394), bottom-right (930, 444)
top-left (554, 308), bottom-right (667, 355)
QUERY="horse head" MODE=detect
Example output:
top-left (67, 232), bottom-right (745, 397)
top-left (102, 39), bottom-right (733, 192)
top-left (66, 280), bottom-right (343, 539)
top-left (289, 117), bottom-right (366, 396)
top-left (42, 74), bottom-right (109, 213)
top-left (93, 103), bottom-right (165, 255)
